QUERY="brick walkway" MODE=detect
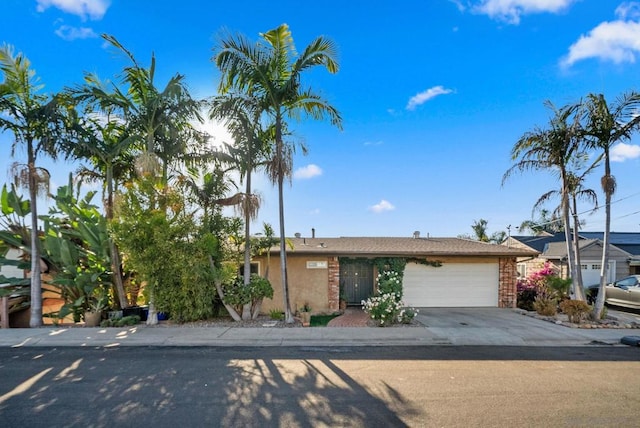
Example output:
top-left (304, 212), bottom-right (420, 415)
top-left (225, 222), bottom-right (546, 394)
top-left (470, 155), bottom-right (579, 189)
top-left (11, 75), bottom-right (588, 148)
top-left (327, 307), bottom-right (370, 327)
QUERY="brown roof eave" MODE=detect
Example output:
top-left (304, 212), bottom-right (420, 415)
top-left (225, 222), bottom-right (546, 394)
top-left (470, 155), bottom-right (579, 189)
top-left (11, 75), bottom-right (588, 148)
top-left (261, 249), bottom-right (538, 258)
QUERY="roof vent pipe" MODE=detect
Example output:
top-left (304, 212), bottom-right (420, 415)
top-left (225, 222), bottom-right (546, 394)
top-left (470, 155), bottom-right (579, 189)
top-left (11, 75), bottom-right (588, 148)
top-left (312, 228), bottom-right (316, 239)
top-left (413, 231), bottom-right (420, 239)
top-left (295, 232), bottom-right (301, 238)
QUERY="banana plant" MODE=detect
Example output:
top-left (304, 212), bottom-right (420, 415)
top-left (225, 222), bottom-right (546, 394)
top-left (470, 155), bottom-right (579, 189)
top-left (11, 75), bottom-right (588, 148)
top-left (0, 184), bottom-right (34, 299)
top-left (0, 179), bottom-right (113, 321)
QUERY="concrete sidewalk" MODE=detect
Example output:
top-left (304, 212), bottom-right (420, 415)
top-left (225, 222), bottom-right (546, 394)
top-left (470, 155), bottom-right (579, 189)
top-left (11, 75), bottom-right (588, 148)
top-left (0, 308), bottom-right (638, 348)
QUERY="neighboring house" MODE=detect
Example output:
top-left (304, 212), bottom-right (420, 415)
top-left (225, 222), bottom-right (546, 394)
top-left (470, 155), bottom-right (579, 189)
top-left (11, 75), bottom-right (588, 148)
top-left (504, 232), bottom-right (565, 278)
top-left (541, 240), bottom-right (627, 285)
top-left (0, 248), bottom-right (68, 326)
top-left (579, 232), bottom-right (640, 276)
top-left (506, 231), bottom-right (640, 285)
top-left (254, 235), bottom-right (537, 314)
top-left (0, 248), bottom-right (25, 280)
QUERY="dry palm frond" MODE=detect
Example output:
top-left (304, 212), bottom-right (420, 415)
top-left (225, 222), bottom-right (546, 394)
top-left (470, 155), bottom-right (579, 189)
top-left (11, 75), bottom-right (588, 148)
top-left (10, 162), bottom-right (50, 196)
top-left (135, 152), bottom-right (161, 177)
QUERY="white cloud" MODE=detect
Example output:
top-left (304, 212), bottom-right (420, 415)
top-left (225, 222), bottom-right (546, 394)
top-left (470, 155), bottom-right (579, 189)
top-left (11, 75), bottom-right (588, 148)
top-left (472, 0), bottom-right (576, 25)
top-left (37, 0), bottom-right (110, 20)
top-left (611, 142), bottom-right (640, 162)
top-left (561, 18), bottom-right (640, 67)
top-left (369, 199), bottom-right (395, 213)
top-left (406, 86), bottom-right (453, 110)
top-left (363, 141), bottom-right (384, 146)
top-left (616, 2), bottom-right (640, 20)
top-left (294, 164), bottom-right (323, 179)
top-left (55, 25), bottom-right (97, 41)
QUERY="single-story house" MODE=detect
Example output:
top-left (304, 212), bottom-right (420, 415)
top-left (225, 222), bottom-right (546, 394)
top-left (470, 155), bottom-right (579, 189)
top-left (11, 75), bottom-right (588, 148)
top-left (579, 232), bottom-right (640, 276)
top-left (505, 232), bottom-right (640, 285)
top-left (254, 235), bottom-right (538, 314)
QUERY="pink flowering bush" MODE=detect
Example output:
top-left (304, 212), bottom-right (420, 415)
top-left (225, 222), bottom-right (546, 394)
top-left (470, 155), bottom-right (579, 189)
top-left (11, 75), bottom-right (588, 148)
top-left (517, 262), bottom-right (558, 311)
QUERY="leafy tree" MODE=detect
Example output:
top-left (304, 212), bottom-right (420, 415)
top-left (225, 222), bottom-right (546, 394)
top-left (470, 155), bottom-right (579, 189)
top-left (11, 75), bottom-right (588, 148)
top-left (0, 45), bottom-right (76, 326)
top-left (111, 176), bottom-right (218, 322)
top-left (214, 23), bottom-right (343, 322)
top-left (503, 101), bottom-right (586, 301)
top-left (581, 92), bottom-right (640, 319)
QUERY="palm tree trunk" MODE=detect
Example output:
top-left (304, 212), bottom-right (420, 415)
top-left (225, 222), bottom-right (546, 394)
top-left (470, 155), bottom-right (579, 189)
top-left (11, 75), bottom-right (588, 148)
top-left (593, 155), bottom-right (613, 318)
top-left (27, 145), bottom-right (43, 327)
top-left (278, 172), bottom-right (293, 323)
top-left (560, 170), bottom-right (580, 300)
top-left (571, 194), bottom-right (586, 301)
top-left (106, 165), bottom-right (128, 309)
top-left (242, 170), bottom-right (252, 320)
top-left (276, 116), bottom-right (294, 323)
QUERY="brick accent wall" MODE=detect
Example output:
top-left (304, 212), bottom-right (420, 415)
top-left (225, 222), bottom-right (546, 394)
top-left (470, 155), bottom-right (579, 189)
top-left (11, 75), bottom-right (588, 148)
top-left (498, 257), bottom-right (518, 308)
top-left (328, 257), bottom-right (340, 311)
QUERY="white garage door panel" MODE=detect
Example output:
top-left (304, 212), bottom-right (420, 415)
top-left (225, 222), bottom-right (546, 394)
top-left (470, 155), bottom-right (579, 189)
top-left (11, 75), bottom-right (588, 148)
top-left (403, 263), bottom-right (499, 307)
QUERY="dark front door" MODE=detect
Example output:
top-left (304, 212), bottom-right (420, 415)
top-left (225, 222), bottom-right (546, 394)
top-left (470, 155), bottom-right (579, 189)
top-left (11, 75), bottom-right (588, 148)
top-left (340, 262), bottom-right (374, 305)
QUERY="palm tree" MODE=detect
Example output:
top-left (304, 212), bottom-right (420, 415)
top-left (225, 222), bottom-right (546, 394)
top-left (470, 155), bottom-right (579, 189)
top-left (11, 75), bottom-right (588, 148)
top-left (471, 219), bottom-right (490, 242)
top-left (0, 45), bottom-right (74, 326)
top-left (102, 34), bottom-right (207, 324)
top-left (530, 169), bottom-right (599, 292)
top-left (65, 73), bottom-right (139, 309)
top-left (518, 209), bottom-right (564, 234)
top-left (102, 34), bottom-right (207, 185)
top-left (210, 95), bottom-right (267, 290)
top-left (581, 92), bottom-right (640, 319)
top-left (214, 24), bottom-right (343, 323)
top-left (503, 101), bottom-right (586, 300)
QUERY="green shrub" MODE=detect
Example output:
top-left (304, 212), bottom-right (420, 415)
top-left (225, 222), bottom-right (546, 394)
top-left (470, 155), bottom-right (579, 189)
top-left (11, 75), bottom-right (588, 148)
top-left (100, 315), bottom-right (141, 327)
top-left (400, 307), bottom-right (419, 324)
top-left (517, 288), bottom-right (537, 311)
top-left (546, 276), bottom-right (571, 300)
top-left (376, 270), bottom-right (403, 300)
top-left (269, 309), bottom-right (284, 320)
top-left (223, 274), bottom-right (274, 316)
top-left (559, 300), bottom-right (591, 323)
top-left (532, 283), bottom-right (558, 316)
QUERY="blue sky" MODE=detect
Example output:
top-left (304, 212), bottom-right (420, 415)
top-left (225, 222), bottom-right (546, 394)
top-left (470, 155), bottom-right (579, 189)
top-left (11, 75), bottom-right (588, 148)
top-left (1, 0), bottom-right (640, 238)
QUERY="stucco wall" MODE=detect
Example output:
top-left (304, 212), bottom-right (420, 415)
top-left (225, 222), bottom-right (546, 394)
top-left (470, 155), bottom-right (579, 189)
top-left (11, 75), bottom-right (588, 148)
top-left (258, 255), bottom-right (331, 315)
top-left (256, 254), bottom-right (518, 313)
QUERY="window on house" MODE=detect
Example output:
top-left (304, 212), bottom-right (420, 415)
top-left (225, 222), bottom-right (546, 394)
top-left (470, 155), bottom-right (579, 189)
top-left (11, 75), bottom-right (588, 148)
top-left (591, 264), bottom-right (601, 270)
top-left (517, 263), bottom-right (527, 278)
top-left (239, 263), bottom-right (260, 277)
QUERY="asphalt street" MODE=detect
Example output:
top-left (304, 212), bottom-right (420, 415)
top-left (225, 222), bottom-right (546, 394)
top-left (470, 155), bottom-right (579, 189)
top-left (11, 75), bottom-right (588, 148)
top-left (1, 346), bottom-right (639, 427)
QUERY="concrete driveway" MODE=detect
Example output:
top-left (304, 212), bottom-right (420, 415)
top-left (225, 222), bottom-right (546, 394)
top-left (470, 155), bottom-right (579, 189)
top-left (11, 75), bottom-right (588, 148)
top-left (414, 307), bottom-right (639, 346)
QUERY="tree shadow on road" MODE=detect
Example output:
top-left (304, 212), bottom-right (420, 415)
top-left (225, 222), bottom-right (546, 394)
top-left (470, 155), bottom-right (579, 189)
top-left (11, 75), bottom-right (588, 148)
top-left (0, 347), bottom-right (424, 427)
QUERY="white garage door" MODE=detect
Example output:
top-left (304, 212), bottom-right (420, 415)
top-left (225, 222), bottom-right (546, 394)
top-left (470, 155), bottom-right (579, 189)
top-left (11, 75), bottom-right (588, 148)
top-left (403, 262), bottom-right (499, 307)
top-left (580, 261), bottom-right (615, 287)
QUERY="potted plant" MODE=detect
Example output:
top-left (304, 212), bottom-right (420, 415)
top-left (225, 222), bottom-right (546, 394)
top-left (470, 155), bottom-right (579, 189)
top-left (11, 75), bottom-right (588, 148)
top-left (299, 303), bottom-right (312, 326)
top-left (84, 288), bottom-right (109, 327)
top-left (338, 282), bottom-right (348, 311)
top-left (339, 290), bottom-right (348, 311)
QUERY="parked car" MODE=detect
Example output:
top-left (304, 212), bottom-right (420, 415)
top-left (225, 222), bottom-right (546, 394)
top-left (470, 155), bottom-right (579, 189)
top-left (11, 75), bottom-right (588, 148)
top-left (585, 275), bottom-right (640, 309)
